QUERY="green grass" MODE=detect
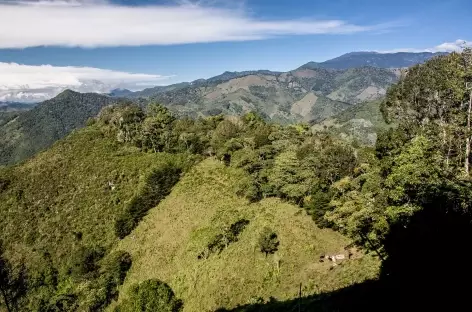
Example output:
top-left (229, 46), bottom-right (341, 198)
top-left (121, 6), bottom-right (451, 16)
top-left (113, 159), bottom-right (379, 312)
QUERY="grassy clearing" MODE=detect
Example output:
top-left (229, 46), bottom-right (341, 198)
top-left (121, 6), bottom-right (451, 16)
top-left (115, 159), bottom-right (380, 312)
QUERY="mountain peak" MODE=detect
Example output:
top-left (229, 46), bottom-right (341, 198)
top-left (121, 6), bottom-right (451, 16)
top-left (56, 89), bottom-right (79, 98)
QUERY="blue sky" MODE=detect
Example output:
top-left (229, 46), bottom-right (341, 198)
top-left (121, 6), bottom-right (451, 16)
top-left (0, 0), bottom-right (470, 101)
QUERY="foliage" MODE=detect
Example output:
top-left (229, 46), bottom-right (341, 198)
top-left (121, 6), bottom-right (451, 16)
top-left (115, 162), bottom-right (183, 239)
top-left (381, 51), bottom-right (472, 174)
top-left (69, 245), bottom-right (106, 277)
top-left (0, 90), bottom-right (115, 166)
top-left (115, 279), bottom-right (183, 312)
top-left (0, 241), bottom-right (27, 312)
top-left (199, 219), bottom-right (250, 259)
top-left (257, 228), bottom-right (280, 256)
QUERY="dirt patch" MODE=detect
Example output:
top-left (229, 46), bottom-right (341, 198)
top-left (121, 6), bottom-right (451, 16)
top-left (356, 86), bottom-right (386, 102)
top-left (291, 92), bottom-right (318, 117)
top-left (292, 69), bottom-right (318, 79)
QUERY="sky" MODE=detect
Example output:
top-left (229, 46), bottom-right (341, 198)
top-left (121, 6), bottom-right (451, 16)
top-left (0, 0), bottom-right (471, 101)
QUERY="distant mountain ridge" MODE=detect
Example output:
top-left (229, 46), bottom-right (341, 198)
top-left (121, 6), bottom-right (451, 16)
top-left (114, 52), bottom-right (440, 123)
top-left (0, 90), bottom-right (114, 165)
top-left (0, 102), bottom-right (36, 112)
top-left (0, 51), bottom-right (446, 165)
top-left (299, 51), bottom-right (446, 70)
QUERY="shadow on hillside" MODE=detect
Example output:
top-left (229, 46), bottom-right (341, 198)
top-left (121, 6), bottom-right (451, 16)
top-left (215, 280), bottom-right (383, 312)
top-left (217, 182), bottom-right (472, 312)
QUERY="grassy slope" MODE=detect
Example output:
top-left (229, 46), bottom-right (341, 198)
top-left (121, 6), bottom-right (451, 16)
top-left (0, 125), bottom-right (191, 267)
top-left (115, 159), bottom-right (379, 312)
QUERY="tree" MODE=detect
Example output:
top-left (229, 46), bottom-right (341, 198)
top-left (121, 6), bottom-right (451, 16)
top-left (141, 104), bottom-right (176, 152)
top-left (0, 242), bottom-right (27, 312)
top-left (107, 104), bottom-right (145, 144)
top-left (116, 279), bottom-right (183, 312)
top-left (381, 52), bottom-right (470, 175)
top-left (258, 227), bottom-right (279, 257)
top-left (268, 151), bottom-right (308, 202)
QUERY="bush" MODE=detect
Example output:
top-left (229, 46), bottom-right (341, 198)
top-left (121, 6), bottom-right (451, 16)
top-left (100, 251), bottom-right (132, 286)
top-left (258, 227), bottom-right (279, 256)
top-left (115, 279), bottom-right (183, 312)
top-left (304, 189), bottom-right (334, 228)
top-left (198, 219), bottom-right (250, 259)
top-left (0, 177), bottom-right (10, 193)
top-left (69, 246), bottom-right (105, 277)
top-left (86, 251), bottom-right (133, 310)
top-left (115, 163), bottom-right (182, 239)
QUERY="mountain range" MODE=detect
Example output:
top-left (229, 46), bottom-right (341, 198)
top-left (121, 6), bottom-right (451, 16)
top-left (0, 51), bottom-right (445, 165)
top-left (3, 51), bottom-right (444, 104)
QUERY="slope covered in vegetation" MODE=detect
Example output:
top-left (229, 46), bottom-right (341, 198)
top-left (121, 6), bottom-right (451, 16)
top-left (114, 159), bottom-right (379, 311)
top-left (0, 102), bottom-right (380, 311)
top-left (313, 100), bottom-right (390, 146)
top-left (0, 120), bottom-right (197, 311)
top-left (0, 90), bottom-right (115, 166)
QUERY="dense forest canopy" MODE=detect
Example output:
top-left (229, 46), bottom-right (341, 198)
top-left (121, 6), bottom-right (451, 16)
top-left (1, 50), bottom-right (472, 311)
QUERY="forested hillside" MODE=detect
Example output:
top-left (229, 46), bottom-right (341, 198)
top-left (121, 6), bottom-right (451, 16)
top-left (0, 91), bottom-right (114, 165)
top-left (0, 103), bottom-right (379, 311)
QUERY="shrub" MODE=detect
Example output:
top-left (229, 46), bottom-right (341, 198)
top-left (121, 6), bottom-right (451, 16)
top-left (258, 227), bottom-right (279, 256)
top-left (69, 246), bottom-right (105, 277)
top-left (115, 163), bottom-right (182, 239)
top-left (0, 177), bottom-right (10, 193)
top-left (198, 219), bottom-right (250, 259)
top-left (87, 251), bottom-right (133, 310)
top-left (115, 279), bottom-right (183, 312)
top-left (100, 251), bottom-right (132, 286)
top-left (304, 189), bottom-right (334, 228)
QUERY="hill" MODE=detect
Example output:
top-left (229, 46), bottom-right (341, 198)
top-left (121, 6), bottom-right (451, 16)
top-left (0, 90), bottom-right (115, 165)
top-left (313, 100), bottom-right (390, 146)
top-left (0, 109), bottom-right (379, 311)
top-left (135, 67), bottom-right (398, 123)
top-left (113, 159), bottom-right (379, 311)
top-left (146, 72), bottom-right (352, 123)
top-left (300, 51), bottom-right (445, 69)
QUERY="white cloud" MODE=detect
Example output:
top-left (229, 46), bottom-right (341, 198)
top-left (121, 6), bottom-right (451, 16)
top-left (377, 39), bottom-right (472, 54)
top-left (0, 0), bottom-right (378, 48)
top-left (0, 62), bottom-right (170, 102)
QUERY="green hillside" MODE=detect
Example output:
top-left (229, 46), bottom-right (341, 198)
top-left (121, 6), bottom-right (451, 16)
top-left (0, 104), bottom-right (380, 311)
top-left (0, 121), bottom-right (198, 311)
top-left (313, 100), bottom-right (390, 146)
top-left (0, 90), bottom-right (115, 166)
top-left (0, 125), bottom-right (194, 263)
top-left (114, 159), bottom-right (378, 311)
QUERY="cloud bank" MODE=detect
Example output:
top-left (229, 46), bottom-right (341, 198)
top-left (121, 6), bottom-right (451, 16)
top-left (378, 39), bottom-right (472, 53)
top-left (0, 0), bottom-right (378, 48)
top-left (0, 62), bottom-right (169, 102)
